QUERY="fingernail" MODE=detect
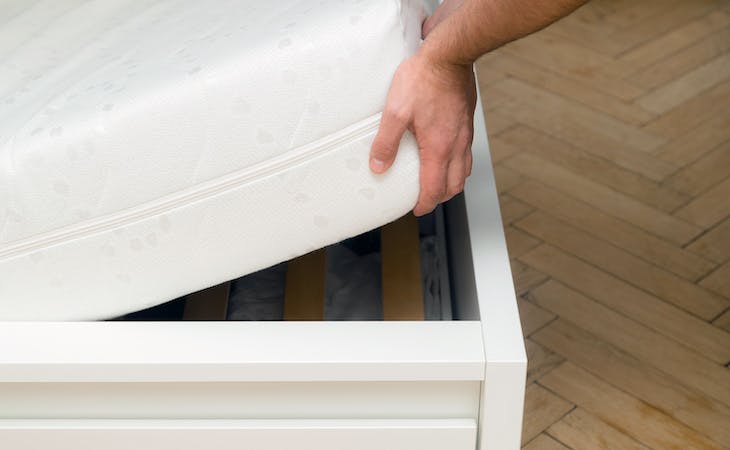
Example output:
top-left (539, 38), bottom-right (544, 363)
top-left (370, 158), bottom-right (386, 173)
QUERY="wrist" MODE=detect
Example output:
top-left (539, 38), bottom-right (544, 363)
top-left (415, 44), bottom-right (474, 88)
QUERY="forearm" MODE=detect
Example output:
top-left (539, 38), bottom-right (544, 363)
top-left (420, 0), bottom-right (588, 68)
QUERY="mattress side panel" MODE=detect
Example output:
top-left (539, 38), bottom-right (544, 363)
top-left (1, 0), bottom-right (424, 244)
top-left (0, 126), bottom-right (419, 320)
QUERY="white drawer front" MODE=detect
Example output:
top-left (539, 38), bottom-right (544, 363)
top-left (0, 419), bottom-right (476, 450)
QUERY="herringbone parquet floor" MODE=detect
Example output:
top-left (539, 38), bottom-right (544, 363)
top-left (475, 1), bottom-right (730, 448)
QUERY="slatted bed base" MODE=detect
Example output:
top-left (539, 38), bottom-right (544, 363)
top-left (181, 213), bottom-right (427, 322)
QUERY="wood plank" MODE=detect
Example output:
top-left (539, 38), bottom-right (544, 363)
top-left (498, 125), bottom-right (688, 212)
top-left (656, 114), bottom-right (730, 166)
top-left (675, 177), bottom-right (730, 228)
top-left (643, 79), bottom-right (730, 140)
top-left (501, 34), bottom-right (644, 101)
top-left (182, 282), bottom-right (230, 320)
top-left (503, 153), bottom-right (700, 245)
top-left (510, 181), bottom-right (716, 281)
top-left (483, 53), bottom-right (655, 125)
top-left (505, 226), bottom-right (541, 259)
top-left (600, 0), bottom-right (722, 56)
top-left (283, 249), bottom-right (326, 321)
top-left (665, 140), bottom-right (730, 195)
top-left (511, 259), bottom-right (549, 297)
top-left (498, 194), bottom-right (534, 225)
top-left (518, 298), bottom-right (556, 337)
top-left (548, 408), bottom-right (650, 450)
top-left (713, 308), bottom-right (730, 333)
top-left (522, 383), bottom-right (574, 444)
top-left (482, 110), bottom-right (515, 136)
top-left (492, 78), bottom-right (665, 153)
top-left (687, 217), bottom-right (730, 264)
top-left (525, 339), bottom-right (564, 385)
top-left (620, 8), bottom-right (730, 72)
top-left (523, 433), bottom-right (570, 450)
top-left (381, 214), bottom-right (424, 320)
top-left (544, 0), bottom-right (686, 56)
top-left (629, 26), bottom-right (730, 91)
top-left (493, 165), bottom-right (524, 194)
top-left (493, 98), bottom-right (674, 182)
top-left (539, 362), bottom-right (727, 450)
top-left (636, 53), bottom-right (730, 114)
top-left (520, 245), bottom-right (730, 365)
top-left (528, 278), bottom-right (730, 406)
top-left (515, 211), bottom-right (729, 320)
top-left (488, 134), bottom-right (522, 164)
top-left (700, 262), bottom-right (730, 300)
top-left (534, 317), bottom-right (730, 448)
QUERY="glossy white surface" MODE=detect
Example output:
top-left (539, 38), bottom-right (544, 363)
top-left (0, 0), bottom-right (425, 319)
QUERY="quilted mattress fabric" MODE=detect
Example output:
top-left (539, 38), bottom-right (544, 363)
top-left (0, 0), bottom-right (426, 319)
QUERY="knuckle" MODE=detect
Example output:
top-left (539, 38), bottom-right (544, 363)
top-left (384, 104), bottom-right (409, 123)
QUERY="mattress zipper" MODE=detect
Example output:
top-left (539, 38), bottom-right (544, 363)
top-left (0, 113), bottom-right (383, 260)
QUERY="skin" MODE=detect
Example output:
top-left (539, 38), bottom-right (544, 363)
top-left (370, 0), bottom-right (589, 216)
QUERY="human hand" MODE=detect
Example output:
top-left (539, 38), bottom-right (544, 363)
top-left (369, 51), bottom-right (476, 216)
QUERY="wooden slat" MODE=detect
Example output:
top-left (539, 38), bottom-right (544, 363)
top-left (182, 282), bottom-right (230, 320)
top-left (283, 249), bottom-right (326, 321)
top-left (381, 214), bottom-right (424, 321)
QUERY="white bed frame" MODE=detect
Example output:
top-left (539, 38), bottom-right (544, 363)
top-left (0, 91), bottom-right (526, 449)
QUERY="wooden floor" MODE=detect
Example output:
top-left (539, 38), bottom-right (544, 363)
top-left (475, 1), bottom-right (730, 448)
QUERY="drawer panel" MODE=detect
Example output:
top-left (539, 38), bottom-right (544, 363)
top-left (0, 418), bottom-right (477, 450)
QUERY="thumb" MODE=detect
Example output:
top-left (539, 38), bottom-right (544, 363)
top-left (370, 108), bottom-right (409, 174)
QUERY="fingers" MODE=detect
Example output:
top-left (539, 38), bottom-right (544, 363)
top-left (370, 107), bottom-right (409, 174)
top-left (413, 154), bottom-right (448, 216)
top-left (446, 156), bottom-right (465, 199)
top-left (465, 146), bottom-right (473, 177)
top-left (413, 126), bottom-right (473, 216)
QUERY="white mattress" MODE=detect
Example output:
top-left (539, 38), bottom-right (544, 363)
top-left (0, 0), bottom-right (425, 320)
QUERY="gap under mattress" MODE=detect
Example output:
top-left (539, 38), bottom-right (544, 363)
top-left (0, 0), bottom-right (426, 320)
